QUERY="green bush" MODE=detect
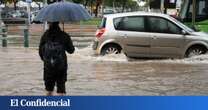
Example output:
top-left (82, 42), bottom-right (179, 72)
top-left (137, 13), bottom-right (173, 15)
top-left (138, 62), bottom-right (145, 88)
top-left (196, 20), bottom-right (208, 32)
top-left (80, 18), bottom-right (102, 25)
top-left (185, 20), bottom-right (208, 32)
top-left (197, 25), bottom-right (208, 32)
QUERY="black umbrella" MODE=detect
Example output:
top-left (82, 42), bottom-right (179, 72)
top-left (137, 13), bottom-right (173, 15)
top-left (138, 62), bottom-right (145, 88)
top-left (34, 1), bottom-right (91, 23)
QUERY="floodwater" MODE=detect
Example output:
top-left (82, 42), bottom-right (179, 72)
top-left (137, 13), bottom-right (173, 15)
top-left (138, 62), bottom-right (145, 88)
top-left (0, 47), bottom-right (208, 95)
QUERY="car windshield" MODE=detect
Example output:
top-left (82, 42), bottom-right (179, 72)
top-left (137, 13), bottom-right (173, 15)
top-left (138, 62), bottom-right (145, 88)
top-left (168, 16), bottom-right (195, 33)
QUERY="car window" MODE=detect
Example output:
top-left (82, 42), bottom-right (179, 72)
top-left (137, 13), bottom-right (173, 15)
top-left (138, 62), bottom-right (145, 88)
top-left (148, 17), bottom-right (181, 34)
top-left (114, 16), bottom-right (145, 32)
top-left (99, 17), bottom-right (106, 28)
top-left (148, 17), bottom-right (168, 33)
top-left (114, 17), bottom-right (123, 29)
top-left (167, 21), bottom-right (182, 34)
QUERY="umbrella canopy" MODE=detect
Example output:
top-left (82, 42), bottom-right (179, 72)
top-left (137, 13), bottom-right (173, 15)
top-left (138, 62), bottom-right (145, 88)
top-left (34, 2), bottom-right (91, 22)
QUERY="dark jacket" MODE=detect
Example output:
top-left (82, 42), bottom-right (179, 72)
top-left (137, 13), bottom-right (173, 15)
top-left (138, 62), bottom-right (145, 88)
top-left (39, 28), bottom-right (75, 72)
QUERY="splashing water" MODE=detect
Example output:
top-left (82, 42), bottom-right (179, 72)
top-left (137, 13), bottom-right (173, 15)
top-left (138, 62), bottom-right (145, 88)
top-left (71, 47), bottom-right (208, 64)
top-left (69, 46), bottom-right (127, 62)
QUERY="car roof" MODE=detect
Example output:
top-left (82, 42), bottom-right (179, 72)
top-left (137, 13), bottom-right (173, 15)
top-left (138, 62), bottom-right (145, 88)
top-left (103, 11), bottom-right (170, 18)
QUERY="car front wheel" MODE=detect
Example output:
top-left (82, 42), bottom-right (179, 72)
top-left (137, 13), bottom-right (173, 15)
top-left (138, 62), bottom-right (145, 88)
top-left (185, 46), bottom-right (207, 58)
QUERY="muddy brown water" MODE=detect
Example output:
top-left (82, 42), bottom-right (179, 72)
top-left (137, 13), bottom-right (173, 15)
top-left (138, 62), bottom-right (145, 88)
top-left (0, 47), bottom-right (208, 95)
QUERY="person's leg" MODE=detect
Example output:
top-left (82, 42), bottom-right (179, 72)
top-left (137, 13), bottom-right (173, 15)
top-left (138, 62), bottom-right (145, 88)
top-left (55, 68), bottom-right (67, 95)
top-left (44, 80), bottom-right (55, 96)
top-left (56, 80), bottom-right (66, 96)
top-left (44, 67), bottom-right (57, 96)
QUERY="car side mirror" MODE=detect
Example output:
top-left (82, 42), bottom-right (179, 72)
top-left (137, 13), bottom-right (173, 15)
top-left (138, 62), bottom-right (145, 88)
top-left (182, 30), bottom-right (187, 35)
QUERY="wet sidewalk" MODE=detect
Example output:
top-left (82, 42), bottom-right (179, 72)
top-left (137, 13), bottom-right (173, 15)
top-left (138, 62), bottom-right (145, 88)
top-left (1, 47), bottom-right (208, 95)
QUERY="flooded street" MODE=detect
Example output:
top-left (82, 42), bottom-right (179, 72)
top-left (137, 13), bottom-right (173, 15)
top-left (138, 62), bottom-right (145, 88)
top-left (0, 47), bottom-right (208, 95)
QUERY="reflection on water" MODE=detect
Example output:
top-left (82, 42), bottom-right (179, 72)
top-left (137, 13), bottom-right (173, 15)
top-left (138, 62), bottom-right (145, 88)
top-left (0, 47), bottom-right (208, 95)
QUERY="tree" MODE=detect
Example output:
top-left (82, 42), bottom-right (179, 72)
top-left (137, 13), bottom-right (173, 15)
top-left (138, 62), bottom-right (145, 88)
top-left (126, 0), bottom-right (138, 11)
top-left (94, 0), bottom-right (103, 17)
top-left (104, 0), bottom-right (138, 12)
top-left (72, 0), bottom-right (97, 16)
top-left (3, 0), bottom-right (19, 10)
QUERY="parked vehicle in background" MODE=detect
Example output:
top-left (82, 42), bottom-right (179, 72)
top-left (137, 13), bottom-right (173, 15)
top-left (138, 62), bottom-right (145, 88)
top-left (1, 10), bottom-right (28, 24)
top-left (93, 12), bottom-right (208, 58)
top-left (103, 9), bottom-right (116, 15)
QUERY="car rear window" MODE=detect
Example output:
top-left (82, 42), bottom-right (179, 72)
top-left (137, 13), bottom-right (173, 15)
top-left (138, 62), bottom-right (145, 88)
top-left (113, 16), bottom-right (145, 32)
top-left (98, 17), bottom-right (106, 29)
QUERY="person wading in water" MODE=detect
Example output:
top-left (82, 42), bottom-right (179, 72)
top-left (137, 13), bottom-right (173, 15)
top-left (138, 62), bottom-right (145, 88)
top-left (39, 22), bottom-right (75, 96)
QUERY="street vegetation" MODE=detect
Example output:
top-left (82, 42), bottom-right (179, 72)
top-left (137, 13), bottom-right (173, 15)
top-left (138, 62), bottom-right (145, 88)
top-left (1, 0), bottom-right (138, 17)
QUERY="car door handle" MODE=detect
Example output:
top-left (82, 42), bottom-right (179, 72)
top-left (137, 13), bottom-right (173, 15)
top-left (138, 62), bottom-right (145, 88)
top-left (120, 34), bottom-right (128, 38)
top-left (152, 36), bottom-right (158, 39)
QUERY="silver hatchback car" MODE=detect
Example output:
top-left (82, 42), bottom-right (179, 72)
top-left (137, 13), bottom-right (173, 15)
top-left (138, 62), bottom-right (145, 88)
top-left (93, 12), bottom-right (208, 58)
